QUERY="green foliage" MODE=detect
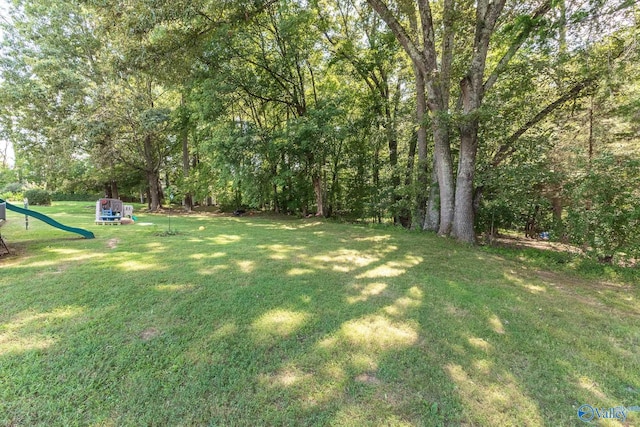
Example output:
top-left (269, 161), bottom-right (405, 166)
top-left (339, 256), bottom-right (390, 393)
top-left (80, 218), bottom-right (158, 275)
top-left (23, 188), bottom-right (52, 205)
top-left (50, 192), bottom-right (101, 202)
top-left (565, 153), bottom-right (640, 261)
top-left (1, 0), bottom-right (638, 244)
top-left (1, 182), bottom-right (23, 194)
top-left (476, 135), bottom-right (558, 236)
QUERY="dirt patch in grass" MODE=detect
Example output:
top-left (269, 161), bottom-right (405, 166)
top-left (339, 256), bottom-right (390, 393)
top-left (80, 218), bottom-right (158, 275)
top-left (491, 234), bottom-right (583, 255)
top-left (355, 373), bottom-right (381, 385)
top-left (535, 269), bottom-right (633, 292)
top-left (140, 327), bottom-right (160, 341)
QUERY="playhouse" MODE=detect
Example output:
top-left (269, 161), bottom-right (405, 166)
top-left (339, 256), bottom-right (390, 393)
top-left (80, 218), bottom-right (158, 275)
top-left (96, 198), bottom-right (134, 225)
top-left (0, 202), bottom-right (8, 255)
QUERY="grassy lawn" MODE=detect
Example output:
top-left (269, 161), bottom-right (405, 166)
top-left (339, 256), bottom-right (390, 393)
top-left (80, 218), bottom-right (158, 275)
top-left (0, 202), bottom-right (638, 426)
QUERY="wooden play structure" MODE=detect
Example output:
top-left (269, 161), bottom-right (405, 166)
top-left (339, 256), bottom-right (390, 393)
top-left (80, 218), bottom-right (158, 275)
top-left (96, 198), bottom-right (134, 225)
top-left (0, 202), bottom-right (8, 255)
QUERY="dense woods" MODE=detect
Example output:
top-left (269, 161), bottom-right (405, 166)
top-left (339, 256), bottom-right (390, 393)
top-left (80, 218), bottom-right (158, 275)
top-left (1, 0), bottom-right (639, 257)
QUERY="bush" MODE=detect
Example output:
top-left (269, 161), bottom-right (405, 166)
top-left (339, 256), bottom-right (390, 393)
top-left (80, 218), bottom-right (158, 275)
top-left (565, 154), bottom-right (640, 262)
top-left (24, 189), bottom-right (52, 206)
top-left (51, 192), bottom-right (101, 202)
top-left (1, 182), bottom-right (23, 193)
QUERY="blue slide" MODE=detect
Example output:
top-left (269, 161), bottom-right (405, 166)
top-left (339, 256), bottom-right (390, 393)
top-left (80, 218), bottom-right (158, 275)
top-left (0, 198), bottom-right (95, 239)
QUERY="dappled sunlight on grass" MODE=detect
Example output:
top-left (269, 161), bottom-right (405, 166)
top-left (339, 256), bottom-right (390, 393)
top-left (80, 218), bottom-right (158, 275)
top-left (328, 315), bottom-right (418, 351)
top-left (260, 365), bottom-right (312, 388)
top-left (2, 206), bottom-right (638, 425)
top-left (352, 234), bottom-right (392, 243)
top-left (504, 271), bottom-right (548, 294)
top-left (0, 306), bottom-right (84, 355)
top-left (143, 242), bottom-right (168, 253)
top-left (287, 268), bottom-right (314, 276)
top-left (0, 333), bottom-right (55, 354)
top-left (446, 363), bottom-right (544, 426)
top-left (20, 260), bottom-right (58, 268)
top-left (383, 286), bottom-right (423, 316)
top-left (153, 284), bottom-right (195, 292)
top-left (208, 234), bottom-right (242, 245)
top-left (296, 221), bottom-right (323, 228)
top-left (189, 252), bottom-right (226, 260)
top-left (347, 282), bottom-right (388, 303)
top-left (356, 255), bottom-right (423, 279)
top-left (313, 249), bottom-right (379, 273)
top-left (577, 375), bottom-right (609, 401)
top-left (257, 244), bottom-right (306, 260)
top-left (211, 322), bottom-right (238, 340)
top-left (56, 252), bottom-right (106, 263)
top-left (198, 264), bottom-right (229, 275)
top-left (488, 314), bottom-right (506, 334)
top-left (251, 309), bottom-right (309, 344)
top-left (117, 259), bottom-right (164, 272)
top-left (236, 260), bottom-right (255, 273)
top-left (468, 337), bottom-right (493, 352)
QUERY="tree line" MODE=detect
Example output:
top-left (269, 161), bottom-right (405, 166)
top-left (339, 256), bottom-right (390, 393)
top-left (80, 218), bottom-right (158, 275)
top-left (0, 0), bottom-right (639, 257)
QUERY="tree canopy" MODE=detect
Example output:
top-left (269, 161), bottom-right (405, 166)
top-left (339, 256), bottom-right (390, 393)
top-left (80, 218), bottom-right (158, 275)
top-left (0, 0), bottom-right (638, 256)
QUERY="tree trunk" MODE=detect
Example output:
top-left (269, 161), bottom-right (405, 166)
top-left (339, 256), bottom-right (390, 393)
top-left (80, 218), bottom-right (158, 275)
top-left (142, 132), bottom-right (162, 211)
top-left (452, 121), bottom-right (478, 243)
top-left (424, 164), bottom-right (440, 231)
top-left (432, 114), bottom-right (454, 235)
top-left (146, 170), bottom-right (161, 211)
top-left (313, 173), bottom-right (324, 217)
top-left (273, 183), bottom-right (280, 213)
top-left (384, 106), bottom-right (401, 224)
top-left (104, 182), bottom-right (112, 198)
top-left (412, 66), bottom-right (429, 230)
top-left (450, 0), bottom-right (506, 243)
top-left (402, 131), bottom-right (416, 228)
top-left (182, 126), bottom-right (193, 212)
top-left (373, 137), bottom-right (381, 223)
top-left (111, 180), bottom-right (119, 200)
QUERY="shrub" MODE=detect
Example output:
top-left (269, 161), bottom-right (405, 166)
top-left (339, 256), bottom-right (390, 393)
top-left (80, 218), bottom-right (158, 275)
top-left (1, 182), bottom-right (23, 193)
top-left (24, 189), bottom-right (52, 206)
top-left (51, 192), bottom-right (101, 202)
top-left (564, 153), bottom-right (640, 262)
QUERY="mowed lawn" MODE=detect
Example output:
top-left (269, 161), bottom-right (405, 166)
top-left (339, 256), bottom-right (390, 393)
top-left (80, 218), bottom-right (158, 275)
top-left (0, 202), bottom-right (638, 426)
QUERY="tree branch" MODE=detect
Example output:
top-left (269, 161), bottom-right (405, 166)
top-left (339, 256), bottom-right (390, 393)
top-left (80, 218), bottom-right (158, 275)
top-left (483, 0), bottom-right (553, 94)
top-left (365, 0), bottom-right (428, 77)
top-left (491, 77), bottom-right (597, 167)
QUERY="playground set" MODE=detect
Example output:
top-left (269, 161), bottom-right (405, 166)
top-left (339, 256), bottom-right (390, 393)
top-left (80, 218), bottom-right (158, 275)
top-left (95, 198), bottom-right (134, 225)
top-left (0, 197), bottom-right (134, 256)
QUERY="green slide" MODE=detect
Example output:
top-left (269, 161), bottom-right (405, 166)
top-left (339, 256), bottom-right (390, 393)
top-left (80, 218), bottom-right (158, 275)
top-left (0, 198), bottom-right (95, 239)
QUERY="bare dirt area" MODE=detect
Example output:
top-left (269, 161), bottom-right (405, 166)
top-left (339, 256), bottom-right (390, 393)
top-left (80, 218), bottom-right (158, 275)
top-left (489, 233), bottom-right (583, 255)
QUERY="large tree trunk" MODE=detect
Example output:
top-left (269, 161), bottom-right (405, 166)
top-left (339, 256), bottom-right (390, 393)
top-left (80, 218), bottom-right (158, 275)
top-left (402, 131), bottom-right (416, 228)
top-left (424, 164), bottom-right (440, 231)
top-left (103, 182), bottom-right (112, 199)
top-left (313, 173), bottom-right (324, 217)
top-left (181, 128), bottom-right (193, 212)
top-left (147, 170), bottom-right (161, 211)
top-left (452, 121), bottom-right (479, 243)
top-left (111, 180), bottom-right (119, 200)
top-left (386, 113), bottom-right (401, 224)
top-left (412, 66), bottom-right (429, 230)
top-left (450, 0), bottom-right (506, 243)
top-left (432, 114), bottom-right (454, 235)
top-left (143, 133), bottom-right (162, 212)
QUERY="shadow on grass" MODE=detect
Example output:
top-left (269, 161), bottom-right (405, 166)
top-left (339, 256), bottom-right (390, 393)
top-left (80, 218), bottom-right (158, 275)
top-left (0, 215), bottom-right (638, 425)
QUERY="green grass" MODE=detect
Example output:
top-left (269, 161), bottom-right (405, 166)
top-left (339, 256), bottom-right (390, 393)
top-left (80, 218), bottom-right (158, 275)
top-left (0, 202), bottom-right (638, 426)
